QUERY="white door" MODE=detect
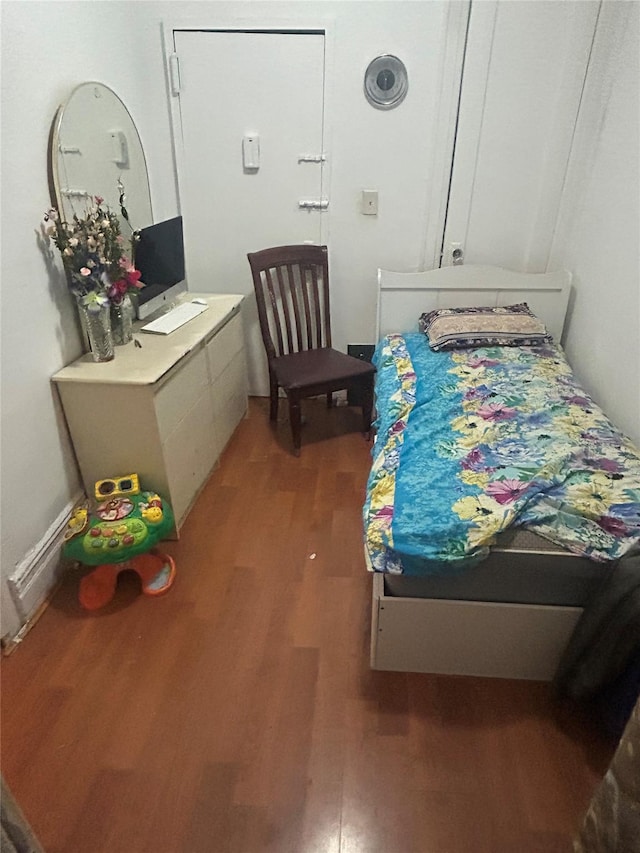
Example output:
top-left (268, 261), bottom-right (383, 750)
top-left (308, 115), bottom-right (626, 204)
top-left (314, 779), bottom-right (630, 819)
top-left (171, 30), bottom-right (326, 395)
top-left (441, 0), bottom-right (599, 272)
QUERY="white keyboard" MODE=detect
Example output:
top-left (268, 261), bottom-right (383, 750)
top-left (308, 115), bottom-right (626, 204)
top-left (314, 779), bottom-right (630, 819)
top-left (140, 301), bottom-right (209, 335)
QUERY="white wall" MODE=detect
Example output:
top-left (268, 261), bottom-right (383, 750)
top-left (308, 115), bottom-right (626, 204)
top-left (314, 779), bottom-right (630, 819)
top-left (550, 0), bottom-right (640, 447)
top-left (0, 0), bottom-right (178, 638)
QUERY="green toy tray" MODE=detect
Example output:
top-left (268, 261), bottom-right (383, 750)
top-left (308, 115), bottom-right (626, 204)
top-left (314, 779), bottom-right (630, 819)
top-left (63, 491), bottom-right (175, 566)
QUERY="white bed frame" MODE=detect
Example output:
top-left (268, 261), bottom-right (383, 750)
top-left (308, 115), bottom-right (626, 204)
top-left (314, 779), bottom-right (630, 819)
top-left (371, 264), bottom-right (576, 681)
top-left (376, 264), bottom-right (571, 343)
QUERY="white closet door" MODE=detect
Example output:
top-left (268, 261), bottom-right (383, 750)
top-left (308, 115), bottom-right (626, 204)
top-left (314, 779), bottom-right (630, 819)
top-left (442, 0), bottom-right (599, 272)
top-left (172, 30), bottom-right (325, 395)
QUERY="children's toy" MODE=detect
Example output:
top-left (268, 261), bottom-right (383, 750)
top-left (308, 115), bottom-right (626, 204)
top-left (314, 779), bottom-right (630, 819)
top-left (94, 473), bottom-right (140, 501)
top-left (63, 475), bottom-right (176, 611)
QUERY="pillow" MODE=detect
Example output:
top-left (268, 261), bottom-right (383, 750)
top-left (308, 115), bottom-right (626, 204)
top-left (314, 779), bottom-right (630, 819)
top-left (418, 302), bottom-right (552, 351)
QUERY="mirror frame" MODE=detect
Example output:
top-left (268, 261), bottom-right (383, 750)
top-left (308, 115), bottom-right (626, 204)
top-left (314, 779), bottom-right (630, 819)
top-left (48, 81), bottom-right (153, 243)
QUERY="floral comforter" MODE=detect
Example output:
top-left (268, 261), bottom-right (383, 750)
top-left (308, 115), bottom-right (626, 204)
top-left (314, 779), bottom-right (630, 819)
top-left (364, 333), bottom-right (640, 575)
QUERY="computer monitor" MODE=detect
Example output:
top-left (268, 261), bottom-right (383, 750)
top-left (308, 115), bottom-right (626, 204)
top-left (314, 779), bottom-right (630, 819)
top-left (133, 216), bottom-right (188, 320)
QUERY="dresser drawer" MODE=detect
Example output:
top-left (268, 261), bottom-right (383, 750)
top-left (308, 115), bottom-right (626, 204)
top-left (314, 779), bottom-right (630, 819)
top-left (206, 313), bottom-right (244, 385)
top-left (155, 348), bottom-right (209, 438)
top-left (211, 350), bottom-right (248, 454)
top-left (163, 390), bottom-right (217, 524)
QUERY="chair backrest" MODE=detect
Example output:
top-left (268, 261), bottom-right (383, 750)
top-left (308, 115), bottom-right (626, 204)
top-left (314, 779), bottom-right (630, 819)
top-left (247, 244), bottom-right (332, 361)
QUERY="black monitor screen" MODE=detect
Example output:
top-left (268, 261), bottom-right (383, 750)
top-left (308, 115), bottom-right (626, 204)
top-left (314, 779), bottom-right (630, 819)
top-left (135, 216), bottom-right (185, 297)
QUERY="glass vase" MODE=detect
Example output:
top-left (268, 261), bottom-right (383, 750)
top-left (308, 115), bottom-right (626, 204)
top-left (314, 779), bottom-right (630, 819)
top-left (110, 294), bottom-right (134, 346)
top-left (78, 301), bottom-right (114, 362)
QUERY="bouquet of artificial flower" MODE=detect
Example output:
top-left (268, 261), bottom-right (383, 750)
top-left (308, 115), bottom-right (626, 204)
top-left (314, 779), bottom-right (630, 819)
top-left (44, 197), bottom-right (143, 308)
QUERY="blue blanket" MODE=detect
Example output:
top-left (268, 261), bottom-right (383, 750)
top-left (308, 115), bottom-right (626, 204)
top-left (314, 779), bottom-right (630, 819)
top-left (363, 333), bottom-right (640, 575)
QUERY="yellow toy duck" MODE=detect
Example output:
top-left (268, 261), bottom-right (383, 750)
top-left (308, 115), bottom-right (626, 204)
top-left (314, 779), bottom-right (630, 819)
top-left (140, 494), bottom-right (164, 524)
top-left (64, 507), bottom-right (88, 540)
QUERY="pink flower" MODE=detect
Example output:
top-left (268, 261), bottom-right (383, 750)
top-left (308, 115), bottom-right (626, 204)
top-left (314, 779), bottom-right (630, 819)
top-left (94, 196), bottom-right (104, 205)
top-left (462, 448), bottom-right (484, 470)
top-left (125, 268), bottom-right (142, 288)
top-left (563, 394), bottom-right (591, 407)
top-left (477, 402), bottom-right (516, 421)
top-left (118, 259), bottom-right (143, 286)
top-left (468, 355), bottom-right (499, 368)
top-left (597, 516), bottom-right (629, 536)
top-left (374, 506), bottom-right (394, 522)
top-left (108, 268), bottom-right (143, 302)
top-left (464, 388), bottom-right (483, 401)
top-left (485, 479), bottom-right (529, 504)
top-left (80, 267), bottom-right (91, 276)
top-left (108, 279), bottom-right (128, 301)
top-left (586, 457), bottom-right (623, 473)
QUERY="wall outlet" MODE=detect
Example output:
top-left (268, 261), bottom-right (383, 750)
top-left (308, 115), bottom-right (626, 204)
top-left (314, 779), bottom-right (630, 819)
top-left (347, 344), bottom-right (375, 405)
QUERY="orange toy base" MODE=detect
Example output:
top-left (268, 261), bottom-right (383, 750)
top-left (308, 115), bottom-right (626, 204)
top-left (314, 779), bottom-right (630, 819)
top-left (79, 551), bottom-right (176, 611)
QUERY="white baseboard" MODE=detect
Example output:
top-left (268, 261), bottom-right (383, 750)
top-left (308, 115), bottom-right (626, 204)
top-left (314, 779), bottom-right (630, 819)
top-left (7, 491), bottom-right (84, 626)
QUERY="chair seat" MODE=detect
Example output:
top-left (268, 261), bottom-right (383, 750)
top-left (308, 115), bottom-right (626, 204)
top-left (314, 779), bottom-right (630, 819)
top-left (272, 347), bottom-right (375, 391)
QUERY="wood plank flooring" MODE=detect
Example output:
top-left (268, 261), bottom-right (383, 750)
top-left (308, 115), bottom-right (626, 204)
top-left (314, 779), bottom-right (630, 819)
top-left (1, 398), bottom-right (616, 853)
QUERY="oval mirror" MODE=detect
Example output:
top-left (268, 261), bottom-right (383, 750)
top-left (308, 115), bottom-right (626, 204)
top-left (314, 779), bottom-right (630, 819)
top-left (49, 82), bottom-right (152, 245)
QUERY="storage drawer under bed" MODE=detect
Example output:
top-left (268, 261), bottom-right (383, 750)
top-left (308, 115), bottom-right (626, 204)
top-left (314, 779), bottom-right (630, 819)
top-left (370, 573), bottom-right (582, 681)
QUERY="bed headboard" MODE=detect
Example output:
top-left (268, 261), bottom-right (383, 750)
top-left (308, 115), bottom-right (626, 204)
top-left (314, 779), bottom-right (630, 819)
top-left (376, 265), bottom-right (571, 344)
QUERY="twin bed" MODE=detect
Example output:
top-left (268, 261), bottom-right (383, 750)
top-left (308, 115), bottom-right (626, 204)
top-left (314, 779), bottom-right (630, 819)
top-left (365, 265), bottom-right (640, 680)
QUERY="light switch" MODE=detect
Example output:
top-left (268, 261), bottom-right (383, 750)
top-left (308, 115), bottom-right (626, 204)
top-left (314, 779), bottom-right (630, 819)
top-left (242, 135), bottom-right (260, 171)
top-left (361, 190), bottom-right (378, 215)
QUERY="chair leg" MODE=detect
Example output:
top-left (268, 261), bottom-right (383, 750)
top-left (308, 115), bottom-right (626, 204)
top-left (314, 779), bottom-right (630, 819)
top-left (361, 376), bottom-right (374, 436)
top-left (269, 375), bottom-right (279, 422)
top-left (326, 392), bottom-right (333, 408)
top-left (289, 396), bottom-right (302, 455)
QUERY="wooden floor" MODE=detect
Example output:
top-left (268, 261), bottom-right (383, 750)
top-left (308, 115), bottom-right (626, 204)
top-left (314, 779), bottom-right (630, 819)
top-left (2, 398), bottom-right (615, 853)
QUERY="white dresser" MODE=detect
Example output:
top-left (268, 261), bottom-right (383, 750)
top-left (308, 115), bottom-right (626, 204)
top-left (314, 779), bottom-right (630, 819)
top-left (52, 294), bottom-right (248, 532)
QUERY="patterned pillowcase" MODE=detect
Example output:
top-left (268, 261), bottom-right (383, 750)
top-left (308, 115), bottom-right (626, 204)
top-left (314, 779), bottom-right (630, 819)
top-left (418, 302), bottom-right (553, 351)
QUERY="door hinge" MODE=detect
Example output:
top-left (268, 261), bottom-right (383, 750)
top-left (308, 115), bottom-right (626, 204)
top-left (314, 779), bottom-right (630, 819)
top-left (169, 53), bottom-right (181, 96)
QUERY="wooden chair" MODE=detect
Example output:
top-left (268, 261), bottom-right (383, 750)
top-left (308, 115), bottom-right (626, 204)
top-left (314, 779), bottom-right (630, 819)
top-left (247, 244), bottom-right (375, 454)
